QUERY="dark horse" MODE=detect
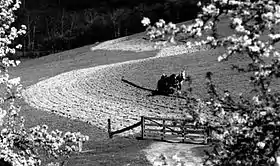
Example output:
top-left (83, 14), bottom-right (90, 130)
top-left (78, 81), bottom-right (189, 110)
top-left (157, 70), bottom-right (186, 94)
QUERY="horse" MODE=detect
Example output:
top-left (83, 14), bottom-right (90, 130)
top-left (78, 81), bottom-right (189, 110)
top-left (157, 73), bottom-right (176, 94)
top-left (157, 74), bottom-right (168, 93)
top-left (156, 70), bottom-right (186, 94)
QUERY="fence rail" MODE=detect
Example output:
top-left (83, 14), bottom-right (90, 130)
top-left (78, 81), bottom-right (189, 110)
top-left (108, 116), bottom-right (210, 144)
top-left (108, 119), bottom-right (141, 138)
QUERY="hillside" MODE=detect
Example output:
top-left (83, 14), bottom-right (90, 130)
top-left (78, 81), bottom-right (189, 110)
top-left (9, 18), bottom-right (280, 165)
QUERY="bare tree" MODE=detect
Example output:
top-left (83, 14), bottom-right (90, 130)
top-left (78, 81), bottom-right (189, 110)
top-left (26, 13), bottom-right (39, 52)
top-left (84, 8), bottom-right (98, 25)
top-left (61, 8), bottom-right (65, 37)
top-left (108, 8), bottom-right (125, 38)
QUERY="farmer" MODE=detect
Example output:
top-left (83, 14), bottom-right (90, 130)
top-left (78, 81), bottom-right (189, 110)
top-left (175, 70), bottom-right (186, 91)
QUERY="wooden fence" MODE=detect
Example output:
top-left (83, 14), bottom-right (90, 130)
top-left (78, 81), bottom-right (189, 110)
top-left (108, 116), bottom-right (210, 144)
top-left (108, 119), bottom-right (142, 138)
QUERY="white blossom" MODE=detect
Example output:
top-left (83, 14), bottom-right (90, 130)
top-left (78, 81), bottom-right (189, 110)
top-left (156, 22), bottom-right (163, 28)
top-left (262, 12), bottom-right (274, 21)
top-left (257, 142), bottom-right (266, 149)
top-left (248, 45), bottom-right (260, 52)
top-left (260, 111), bottom-right (266, 116)
top-left (8, 77), bottom-right (20, 86)
top-left (21, 25), bottom-right (27, 30)
top-left (268, 34), bottom-right (280, 40)
top-left (235, 25), bottom-right (245, 32)
top-left (168, 22), bottom-right (176, 30)
top-left (218, 55), bottom-right (224, 62)
top-left (273, 51), bottom-right (280, 58)
top-left (141, 17), bottom-right (151, 26)
top-left (159, 19), bottom-right (165, 25)
top-left (232, 18), bottom-right (242, 25)
top-left (15, 44), bottom-right (22, 49)
top-left (252, 95), bottom-right (262, 105)
top-left (207, 36), bottom-right (215, 41)
top-left (276, 156), bottom-right (280, 166)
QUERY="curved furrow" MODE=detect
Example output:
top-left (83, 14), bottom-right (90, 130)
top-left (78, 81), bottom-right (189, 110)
top-left (23, 42), bottom-right (207, 136)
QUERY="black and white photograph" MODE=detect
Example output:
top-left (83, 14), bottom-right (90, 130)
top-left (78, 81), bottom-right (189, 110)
top-left (0, 0), bottom-right (280, 165)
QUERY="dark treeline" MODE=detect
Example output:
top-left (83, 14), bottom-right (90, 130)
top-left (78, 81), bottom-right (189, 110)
top-left (14, 0), bottom-right (202, 59)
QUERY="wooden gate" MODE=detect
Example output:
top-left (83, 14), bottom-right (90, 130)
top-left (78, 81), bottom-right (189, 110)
top-left (141, 116), bottom-right (208, 144)
top-left (108, 116), bottom-right (209, 144)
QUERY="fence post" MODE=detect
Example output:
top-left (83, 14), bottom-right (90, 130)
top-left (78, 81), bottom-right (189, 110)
top-left (141, 116), bottom-right (145, 139)
top-left (108, 119), bottom-right (112, 138)
top-left (182, 126), bottom-right (186, 143)
top-left (78, 141), bottom-right (82, 152)
top-left (162, 119), bottom-right (165, 140)
top-left (206, 125), bottom-right (212, 144)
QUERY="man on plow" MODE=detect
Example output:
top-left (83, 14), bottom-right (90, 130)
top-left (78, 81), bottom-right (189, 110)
top-left (157, 70), bottom-right (186, 95)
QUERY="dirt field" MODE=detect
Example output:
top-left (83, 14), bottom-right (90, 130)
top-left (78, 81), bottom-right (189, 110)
top-left (22, 38), bottom-right (209, 135)
top-left (17, 36), bottom-right (211, 165)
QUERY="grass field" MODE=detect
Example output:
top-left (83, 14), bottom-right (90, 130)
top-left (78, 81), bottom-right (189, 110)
top-left (8, 18), bottom-right (280, 165)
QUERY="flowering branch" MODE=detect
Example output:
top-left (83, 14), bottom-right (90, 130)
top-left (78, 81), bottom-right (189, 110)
top-left (0, 1), bottom-right (89, 165)
top-left (142, 0), bottom-right (280, 165)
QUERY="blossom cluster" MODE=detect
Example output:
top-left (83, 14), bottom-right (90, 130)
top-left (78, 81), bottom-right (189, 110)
top-left (0, 0), bottom-right (89, 165)
top-left (143, 0), bottom-right (280, 165)
top-left (142, 0), bottom-right (280, 62)
top-left (142, 0), bottom-right (280, 83)
top-left (142, 18), bottom-right (179, 45)
top-left (0, 124), bottom-right (89, 165)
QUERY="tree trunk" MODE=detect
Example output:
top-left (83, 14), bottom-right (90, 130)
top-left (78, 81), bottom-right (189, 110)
top-left (176, 10), bottom-right (180, 20)
top-left (32, 25), bottom-right (36, 51)
top-left (113, 23), bottom-right (116, 38)
top-left (117, 24), bottom-right (120, 38)
top-left (45, 17), bottom-right (50, 41)
top-left (27, 15), bottom-right (31, 50)
top-left (70, 14), bottom-right (75, 36)
top-left (61, 8), bottom-right (65, 36)
top-left (23, 37), bottom-right (26, 57)
top-left (22, 0), bottom-right (25, 9)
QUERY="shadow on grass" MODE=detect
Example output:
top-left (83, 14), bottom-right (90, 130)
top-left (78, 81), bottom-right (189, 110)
top-left (191, 145), bottom-right (212, 158)
top-left (121, 78), bottom-right (156, 93)
top-left (66, 136), bottom-right (153, 166)
top-left (121, 78), bottom-right (188, 100)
